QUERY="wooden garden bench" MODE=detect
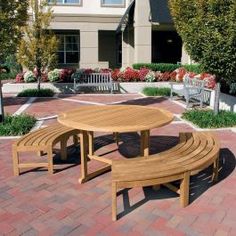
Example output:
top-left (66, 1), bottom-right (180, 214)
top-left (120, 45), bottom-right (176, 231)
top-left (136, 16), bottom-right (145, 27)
top-left (111, 132), bottom-right (220, 221)
top-left (170, 76), bottom-right (206, 108)
top-left (12, 124), bottom-right (80, 176)
top-left (73, 72), bottom-right (113, 93)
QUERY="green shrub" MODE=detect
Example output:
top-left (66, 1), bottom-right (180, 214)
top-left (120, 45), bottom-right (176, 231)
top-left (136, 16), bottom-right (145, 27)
top-left (17, 88), bottom-right (55, 97)
top-left (0, 114), bottom-right (36, 136)
top-left (48, 69), bottom-right (60, 82)
top-left (142, 87), bottom-right (171, 96)
top-left (182, 64), bottom-right (203, 74)
top-left (182, 109), bottom-right (236, 128)
top-left (23, 71), bottom-right (36, 83)
top-left (0, 55), bottom-right (21, 80)
top-left (133, 63), bottom-right (181, 72)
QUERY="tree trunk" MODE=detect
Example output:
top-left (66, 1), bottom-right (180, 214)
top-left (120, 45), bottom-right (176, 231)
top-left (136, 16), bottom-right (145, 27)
top-left (0, 80), bottom-right (4, 123)
top-left (214, 82), bottom-right (220, 115)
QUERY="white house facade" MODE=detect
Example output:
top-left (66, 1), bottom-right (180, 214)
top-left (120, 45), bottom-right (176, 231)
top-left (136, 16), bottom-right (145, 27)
top-left (46, 0), bottom-right (190, 69)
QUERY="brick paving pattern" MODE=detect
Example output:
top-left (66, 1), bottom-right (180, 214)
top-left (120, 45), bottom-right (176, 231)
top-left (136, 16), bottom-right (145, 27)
top-left (0, 93), bottom-right (235, 235)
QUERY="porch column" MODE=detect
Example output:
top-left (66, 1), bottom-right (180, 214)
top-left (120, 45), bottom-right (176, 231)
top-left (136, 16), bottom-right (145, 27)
top-left (80, 30), bottom-right (99, 68)
top-left (122, 25), bottom-right (134, 68)
top-left (134, 0), bottom-right (152, 64)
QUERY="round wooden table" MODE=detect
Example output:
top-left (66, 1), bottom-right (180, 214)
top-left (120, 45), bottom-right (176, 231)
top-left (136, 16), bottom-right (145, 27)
top-left (58, 105), bottom-right (174, 183)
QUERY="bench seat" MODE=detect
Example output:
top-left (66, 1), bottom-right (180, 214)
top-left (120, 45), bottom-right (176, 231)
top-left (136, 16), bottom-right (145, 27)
top-left (111, 132), bottom-right (220, 220)
top-left (12, 124), bottom-right (80, 176)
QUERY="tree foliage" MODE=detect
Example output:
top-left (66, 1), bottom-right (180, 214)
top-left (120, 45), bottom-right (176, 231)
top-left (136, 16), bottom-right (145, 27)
top-left (0, 0), bottom-right (28, 60)
top-left (17, 0), bottom-right (58, 72)
top-left (169, 0), bottom-right (236, 83)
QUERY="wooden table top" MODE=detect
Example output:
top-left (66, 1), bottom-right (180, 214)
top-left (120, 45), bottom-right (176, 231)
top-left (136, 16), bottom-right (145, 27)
top-left (58, 105), bottom-right (174, 132)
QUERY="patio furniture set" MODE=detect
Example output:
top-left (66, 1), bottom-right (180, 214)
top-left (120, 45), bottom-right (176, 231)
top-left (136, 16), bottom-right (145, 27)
top-left (12, 104), bottom-right (220, 221)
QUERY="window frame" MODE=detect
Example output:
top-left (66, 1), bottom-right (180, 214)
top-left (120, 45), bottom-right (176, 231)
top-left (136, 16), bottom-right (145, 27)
top-left (57, 34), bottom-right (80, 65)
top-left (100, 0), bottom-right (126, 8)
top-left (48, 0), bottom-right (82, 6)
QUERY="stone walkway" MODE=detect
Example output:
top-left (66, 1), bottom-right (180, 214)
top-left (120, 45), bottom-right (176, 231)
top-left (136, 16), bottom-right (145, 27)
top-left (0, 93), bottom-right (235, 235)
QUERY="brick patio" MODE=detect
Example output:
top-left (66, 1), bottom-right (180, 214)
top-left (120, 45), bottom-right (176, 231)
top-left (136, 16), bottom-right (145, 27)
top-left (0, 93), bottom-right (236, 235)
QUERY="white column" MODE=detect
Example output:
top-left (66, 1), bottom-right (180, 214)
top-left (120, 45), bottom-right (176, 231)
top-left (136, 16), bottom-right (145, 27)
top-left (80, 30), bottom-right (99, 68)
top-left (134, 0), bottom-right (152, 64)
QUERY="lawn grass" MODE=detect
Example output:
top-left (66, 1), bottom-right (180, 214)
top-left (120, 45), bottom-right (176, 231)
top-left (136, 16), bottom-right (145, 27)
top-left (0, 114), bottom-right (36, 136)
top-left (182, 109), bottom-right (236, 128)
top-left (142, 87), bottom-right (171, 96)
top-left (17, 88), bottom-right (55, 97)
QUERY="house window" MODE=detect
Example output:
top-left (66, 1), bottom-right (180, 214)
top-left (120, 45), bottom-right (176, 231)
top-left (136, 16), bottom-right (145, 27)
top-left (58, 35), bottom-right (80, 64)
top-left (101, 0), bottom-right (125, 7)
top-left (48, 0), bottom-right (81, 5)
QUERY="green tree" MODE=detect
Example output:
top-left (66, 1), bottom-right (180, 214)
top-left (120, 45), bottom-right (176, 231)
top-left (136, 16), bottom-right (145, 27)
top-left (0, 0), bottom-right (28, 60)
top-left (169, 0), bottom-right (236, 113)
top-left (17, 0), bottom-right (58, 90)
top-left (0, 0), bottom-right (28, 123)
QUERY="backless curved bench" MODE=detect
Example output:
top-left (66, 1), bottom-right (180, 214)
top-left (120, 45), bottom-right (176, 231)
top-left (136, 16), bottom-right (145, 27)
top-left (12, 124), bottom-right (80, 176)
top-left (112, 132), bottom-right (220, 220)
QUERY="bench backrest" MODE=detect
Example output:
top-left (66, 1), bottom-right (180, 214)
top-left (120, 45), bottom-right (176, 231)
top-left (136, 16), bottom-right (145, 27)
top-left (184, 76), bottom-right (205, 88)
top-left (80, 73), bottom-right (112, 84)
top-left (183, 76), bottom-right (206, 94)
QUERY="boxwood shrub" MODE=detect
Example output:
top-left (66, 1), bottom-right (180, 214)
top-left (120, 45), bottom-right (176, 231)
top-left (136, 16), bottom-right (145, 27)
top-left (142, 87), bottom-right (171, 96)
top-left (133, 63), bottom-right (203, 74)
top-left (182, 109), bottom-right (236, 128)
top-left (0, 114), bottom-right (36, 136)
top-left (17, 88), bottom-right (55, 97)
top-left (133, 63), bottom-right (181, 72)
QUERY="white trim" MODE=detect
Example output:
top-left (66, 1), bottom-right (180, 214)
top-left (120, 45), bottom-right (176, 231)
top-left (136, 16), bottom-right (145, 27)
top-left (62, 98), bottom-right (105, 105)
top-left (13, 97), bottom-right (37, 116)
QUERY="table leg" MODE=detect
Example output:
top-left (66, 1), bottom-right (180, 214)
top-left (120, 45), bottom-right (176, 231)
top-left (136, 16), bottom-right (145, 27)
top-left (88, 131), bottom-right (94, 156)
top-left (79, 131), bottom-right (89, 183)
top-left (140, 130), bottom-right (150, 157)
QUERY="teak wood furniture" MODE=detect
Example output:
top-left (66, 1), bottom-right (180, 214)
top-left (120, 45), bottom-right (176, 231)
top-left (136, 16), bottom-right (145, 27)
top-left (73, 72), bottom-right (113, 93)
top-left (170, 76), bottom-right (206, 108)
top-left (111, 132), bottom-right (220, 221)
top-left (58, 105), bottom-right (174, 183)
top-left (12, 124), bottom-right (80, 176)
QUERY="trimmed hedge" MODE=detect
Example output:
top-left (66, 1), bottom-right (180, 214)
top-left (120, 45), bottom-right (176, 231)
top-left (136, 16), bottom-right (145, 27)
top-left (182, 109), bottom-right (236, 128)
top-left (0, 114), bottom-right (36, 136)
top-left (17, 88), bottom-right (55, 97)
top-left (142, 87), bottom-right (171, 96)
top-left (133, 63), bottom-right (181, 72)
top-left (133, 63), bottom-right (202, 74)
top-left (183, 64), bottom-right (203, 74)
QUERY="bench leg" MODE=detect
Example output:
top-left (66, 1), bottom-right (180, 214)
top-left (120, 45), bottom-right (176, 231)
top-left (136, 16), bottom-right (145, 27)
top-left (37, 151), bottom-right (44, 157)
top-left (60, 138), bottom-right (67, 161)
top-left (47, 149), bottom-right (54, 174)
top-left (212, 155), bottom-right (219, 182)
top-left (112, 182), bottom-right (117, 221)
top-left (73, 134), bottom-right (79, 147)
top-left (180, 172), bottom-right (190, 207)
top-left (113, 132), bottom-right (119, 145)
top-left (12, 148), bottom-right (20, 176)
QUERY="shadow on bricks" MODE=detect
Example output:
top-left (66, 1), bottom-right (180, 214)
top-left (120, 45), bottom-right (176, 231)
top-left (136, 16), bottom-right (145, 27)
top-left (118, 96), bottom-right (168, 106)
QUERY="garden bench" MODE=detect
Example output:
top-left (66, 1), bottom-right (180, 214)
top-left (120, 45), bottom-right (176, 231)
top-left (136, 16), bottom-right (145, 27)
top-left (12, 124), bottom-right (80, 176)
top-left (73, 72), bottom-right (113, 93)
top-left (111, 132), bottom-right (220, 221)
top-left (170, 76), bottom-right (206, 108)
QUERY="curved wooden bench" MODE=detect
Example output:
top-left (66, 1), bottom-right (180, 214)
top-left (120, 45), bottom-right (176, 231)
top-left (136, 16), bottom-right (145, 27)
top-left (12, 124), bottom-right (80, 176)
top-left (111, 132), bottom-right (220, 221)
